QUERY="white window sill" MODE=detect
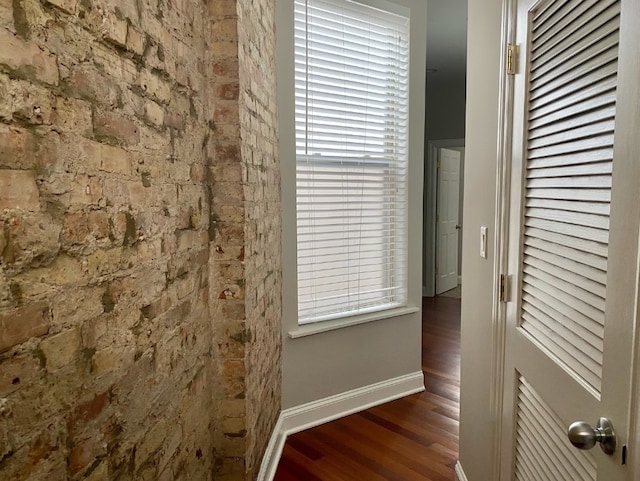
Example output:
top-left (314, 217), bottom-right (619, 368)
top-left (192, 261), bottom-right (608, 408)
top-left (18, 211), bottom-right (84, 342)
top-left (287, 306), bottom-right (420, 339)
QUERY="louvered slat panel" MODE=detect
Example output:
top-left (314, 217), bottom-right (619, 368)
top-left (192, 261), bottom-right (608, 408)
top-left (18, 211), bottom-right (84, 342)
top-left (524, 218), bottom-right (608, 244)
top-left (521, 303), bottom-right (602, 364)
top-left (524, 247), bottom-right (607, 295)
top-left (515, 377), bottom-right (596, 481)
top-left (530, 31), bottom-right (618, 86)
top-left (527, 138), bottom-right (614, 161)
top-left (519, 394), bottom-right (591, 479)
top-left (523, 275), bottom-right (604, 330)
top-left (521, 319), bottom-right (601, 383)
top-left (521, 378), bottom-right (598, 477)
top-left (530, 77), bottom-right (616, 121)
top-left (529, 46), bottom-right (617, 98)
top-left (531, 0), bottom-right (587, 41)
top-left (522, 292), bottom-right (603, 349)
top-left (526, 160), bottom-right (612, 179)
top-left (531, 1), bottom-right (618, 75)
top-left (519, 0), bottom-right (619, 394)
top-left (525, 198), bottom-right (610, 216)
top-left (529, 61), bottom-right (616, 109)
top-left (524, 254), bottom-right (606, 297)
top-left (524, 236), bottom-right (606, 272)
top-left (526, 173), bottom-right (611, 189)
top-left (531, 1), bottom-right (619, 66)
top-left (528, 91), bottom-right (616, 130)
top-left (527, 147), bottom-right (613, 169)
top-left (526, 188), bottom-right (610, 203)
top-left (528, 121), bottom-right (615, 150)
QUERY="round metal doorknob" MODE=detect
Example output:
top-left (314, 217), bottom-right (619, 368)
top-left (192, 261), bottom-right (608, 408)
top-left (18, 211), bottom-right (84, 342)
top-left (567, 417), bottom-right (616, 455)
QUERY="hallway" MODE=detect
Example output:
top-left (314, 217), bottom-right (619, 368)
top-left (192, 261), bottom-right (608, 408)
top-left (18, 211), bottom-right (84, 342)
top-left (274, 296), bottom-right (461, 480)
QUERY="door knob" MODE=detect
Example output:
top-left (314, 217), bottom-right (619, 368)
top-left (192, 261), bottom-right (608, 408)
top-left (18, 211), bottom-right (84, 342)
top-left (567, 417), bottom-right (616, 455)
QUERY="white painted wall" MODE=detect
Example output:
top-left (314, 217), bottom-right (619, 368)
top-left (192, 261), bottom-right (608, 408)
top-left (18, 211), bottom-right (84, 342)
top-left (276, 0), bottom-right (428, 409)
top-left (458, 0), bottom-right (503, 479)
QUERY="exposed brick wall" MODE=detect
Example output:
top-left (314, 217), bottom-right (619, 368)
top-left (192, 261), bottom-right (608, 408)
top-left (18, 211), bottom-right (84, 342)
top-left (206, 0), bottom-right (281, 479)
top-left (236, 0), bottom-right (281, 478)
top-left (0, 0), bottom-right (281, 479)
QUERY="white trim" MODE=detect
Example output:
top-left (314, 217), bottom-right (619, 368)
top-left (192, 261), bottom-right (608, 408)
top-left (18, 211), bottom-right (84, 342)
top-left (489, 0), bottom-right (516, 479)
top-left (282, 371), bottom-right (424, 435)
top-left (256, 414), bottom-right (286, 481)
top-left (455, 461), bottom-right (469, 481)
top-left (257, 371), bottom-right (425, 481)
top-left (288, 306), bottom-right (420, 339)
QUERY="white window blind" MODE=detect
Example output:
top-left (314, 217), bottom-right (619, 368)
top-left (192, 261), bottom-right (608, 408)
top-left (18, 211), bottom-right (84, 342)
top-left (294, 0), bottom-right (410, 324)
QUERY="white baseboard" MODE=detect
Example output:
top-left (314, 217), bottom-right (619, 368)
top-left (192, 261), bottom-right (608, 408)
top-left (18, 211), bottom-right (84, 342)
top-left (256, 413), bottom-right (286, 481)
top-left (455, 461), bottom-right (468, 481)
top-left (257, 371), bottom-right (425, 481)
top-left (282, 371), bottom-right (425, 435)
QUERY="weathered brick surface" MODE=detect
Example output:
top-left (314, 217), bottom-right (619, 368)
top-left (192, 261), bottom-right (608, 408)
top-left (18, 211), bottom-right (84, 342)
top-left (207, 0), bottom-right (282, 479)
top-left (0, 0), bottom-right (281, 479)
top-left (0, 28), bottom-right (59, 85)
top-left (237, 1), bottom-right (282, 479)
top-left (0, 302), bottom-right (50, 353)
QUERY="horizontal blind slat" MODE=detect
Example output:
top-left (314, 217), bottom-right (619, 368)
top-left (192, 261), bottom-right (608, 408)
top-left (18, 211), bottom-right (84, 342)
top-left (295, 0), bottom-right (410, 322)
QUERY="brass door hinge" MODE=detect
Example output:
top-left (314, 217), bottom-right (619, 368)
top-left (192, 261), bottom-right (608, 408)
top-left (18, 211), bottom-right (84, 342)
top-left (507, 44), bottom-right (518, 75)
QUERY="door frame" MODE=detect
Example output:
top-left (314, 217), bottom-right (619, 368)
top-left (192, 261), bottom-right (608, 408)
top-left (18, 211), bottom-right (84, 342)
top-left (435, 148), bottom-right (462, 295)
top-left (490, 0), bottom-right (640, 479)
top-left (424, 138), bottom-right (465, 297)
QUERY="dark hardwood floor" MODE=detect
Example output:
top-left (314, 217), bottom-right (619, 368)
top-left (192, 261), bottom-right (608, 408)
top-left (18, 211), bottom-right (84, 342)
top-left (274, 296), bottom-right (461, 481)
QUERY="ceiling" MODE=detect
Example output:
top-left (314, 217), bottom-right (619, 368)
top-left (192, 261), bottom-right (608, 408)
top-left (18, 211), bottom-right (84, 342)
top-left (426, 0), bottom-right (468, 78)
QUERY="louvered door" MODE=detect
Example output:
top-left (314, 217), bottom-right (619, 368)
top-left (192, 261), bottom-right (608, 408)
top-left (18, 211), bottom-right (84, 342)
top-left (499, 0), bottom-right (640, 479)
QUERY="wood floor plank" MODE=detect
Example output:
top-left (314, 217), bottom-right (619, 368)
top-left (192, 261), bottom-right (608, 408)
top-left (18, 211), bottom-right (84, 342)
top-left (274, 296), bottom-right (461, 480)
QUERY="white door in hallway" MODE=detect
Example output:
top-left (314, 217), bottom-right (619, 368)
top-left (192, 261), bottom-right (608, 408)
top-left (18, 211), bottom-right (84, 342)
top-left (499, 0), bottom-right (640, 480)
top-left (436, 148), bottom-right (461, 295)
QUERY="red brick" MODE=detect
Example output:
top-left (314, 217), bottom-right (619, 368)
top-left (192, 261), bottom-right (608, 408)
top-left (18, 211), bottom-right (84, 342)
top-left (0, 302), bottom-right (50, 352)
top-left (68, 391), bottom-right (110, 434)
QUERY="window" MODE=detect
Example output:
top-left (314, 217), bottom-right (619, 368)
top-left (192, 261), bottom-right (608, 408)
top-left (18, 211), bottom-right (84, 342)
top-left (294, 0), bottom-right (410, 324)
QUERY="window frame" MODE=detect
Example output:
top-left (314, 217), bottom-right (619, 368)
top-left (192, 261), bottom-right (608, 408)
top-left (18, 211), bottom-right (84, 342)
top-left (277, 0), bottom-right (426, 338)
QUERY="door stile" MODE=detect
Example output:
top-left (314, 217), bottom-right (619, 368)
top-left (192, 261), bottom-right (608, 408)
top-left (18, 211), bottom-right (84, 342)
top-left (602, 0), bottom-right (640, 475)
top-left (498, 0), bottom-right (535, 479)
